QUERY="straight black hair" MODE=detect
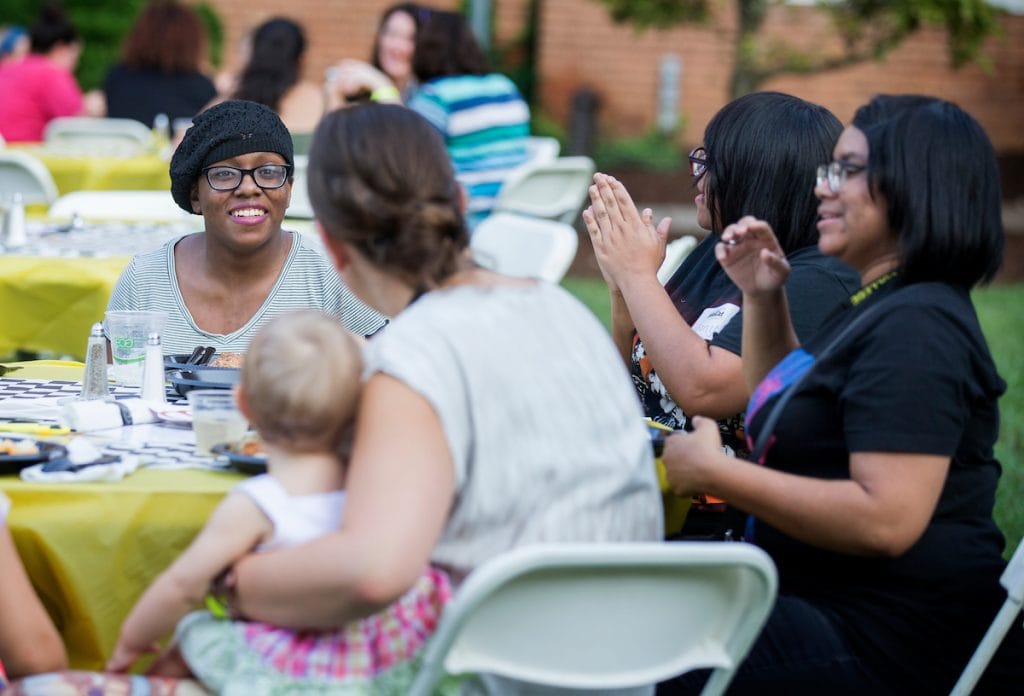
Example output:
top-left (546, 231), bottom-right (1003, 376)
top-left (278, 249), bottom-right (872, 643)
top-left (30, 2), bottom-right (78, 53)
top-left (702, 91), bottom-right (842, 252)
top-left (853, 95), bottom-right (1003, 288)
top-left (234, 18), bottom-right (306, 113)
top-left (413, 10), bottom-right (489, 82)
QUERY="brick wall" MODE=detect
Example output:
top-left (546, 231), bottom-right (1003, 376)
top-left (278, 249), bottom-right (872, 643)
top-left (195, 0), bottom-right (1023, 153)
top-left (535, 1), bottom-right (1024, 152)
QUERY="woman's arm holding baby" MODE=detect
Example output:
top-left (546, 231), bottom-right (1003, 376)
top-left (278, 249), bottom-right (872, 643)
top-left (228, 373), bottom-right (455, 629)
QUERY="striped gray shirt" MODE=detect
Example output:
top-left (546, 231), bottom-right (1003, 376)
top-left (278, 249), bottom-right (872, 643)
top-left (106, 232), bottom-right (385, 354)
top-left (365, 282), bottom-right (663, 584)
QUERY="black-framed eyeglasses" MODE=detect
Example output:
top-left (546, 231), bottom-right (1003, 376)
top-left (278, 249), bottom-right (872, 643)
top-left (816, 160), bottom-right (866, 194)
top-left (688, 147), bottom-right (707, 178)
top-left (202, 164), bottom-right (293, 192)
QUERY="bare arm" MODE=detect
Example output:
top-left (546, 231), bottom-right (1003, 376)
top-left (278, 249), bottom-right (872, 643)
top-left (662, 417), bottom-right (949, 556)
top-left (106, 493), bottom-right (271, 672)
top-left (0, 526), bottom-right (67, 678)
top-left (584, 174), bottom-right (747, 418)
top-left (716, 217), bottom-right (801, 391)
top-left (230, 373), bottom-right (455, 629)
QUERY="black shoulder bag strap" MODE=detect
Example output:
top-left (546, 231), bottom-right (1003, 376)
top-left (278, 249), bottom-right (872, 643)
top-left (750, 292), bottom-right (899, 463)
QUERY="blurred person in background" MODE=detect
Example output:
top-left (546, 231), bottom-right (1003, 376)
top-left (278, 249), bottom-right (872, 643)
top-left (325, 2), bottom-right (426, 106)
top-left (225, 17), bottom-right (325, 146)
top-left (0, 25), bottom-right (30, 66)
top-left (102, 0), bottom-right (217, 137)
top-left (408, 9), bottom-right (530, 229)
top-left (0, 2), bottom-right (102, 142)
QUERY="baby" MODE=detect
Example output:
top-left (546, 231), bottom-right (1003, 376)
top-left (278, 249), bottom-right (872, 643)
top-left (107, 310), bottom-right (450, 691)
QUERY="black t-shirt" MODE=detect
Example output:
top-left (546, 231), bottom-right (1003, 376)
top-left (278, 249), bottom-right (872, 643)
top-left (631, 235), bottom-right (859, 459)
top-left (746, 279), bottom-right (1015, 691)
top-left (103, 64), bottom-right (217, 131)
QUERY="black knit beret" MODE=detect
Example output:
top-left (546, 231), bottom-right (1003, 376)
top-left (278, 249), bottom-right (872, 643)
top-left (169, 100), bottom-right (294, 213)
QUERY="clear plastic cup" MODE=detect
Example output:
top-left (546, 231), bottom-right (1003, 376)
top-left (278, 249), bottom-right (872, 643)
top-left (187, 389), bottom-right (248, 456)
top-left (104, 311), bottom-right (167, 386)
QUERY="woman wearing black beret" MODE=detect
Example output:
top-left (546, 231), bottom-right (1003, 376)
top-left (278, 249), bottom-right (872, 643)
top-left (106, 99), bottom-right (385, 354)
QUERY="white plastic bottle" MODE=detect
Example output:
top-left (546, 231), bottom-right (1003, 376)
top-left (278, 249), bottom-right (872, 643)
top-left (140, 332), bottom-right (166, 404)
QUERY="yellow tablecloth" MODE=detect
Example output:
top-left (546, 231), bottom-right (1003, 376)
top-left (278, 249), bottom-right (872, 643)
top-left (0, 468), bottom-right (243, 670)
top-left (0, 255), bottom-right (130, 359)
top-left (10, 144), bottom-right (171, 195)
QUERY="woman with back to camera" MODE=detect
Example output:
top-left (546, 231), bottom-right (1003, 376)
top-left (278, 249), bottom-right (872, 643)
top-left (229, 17), bottom-right (325, 138)
top-left (408, 9), bottom-right (530, 228)
top-left (584, 92), bottom-right (860, 538)
top-left (102, 0), bottom-right (217, 135)
top-left (106, 99), bottom-right (384, 355)
top-left (659, 95), bottom-right (1023, 693)
top-left (216, 103), bottom-right (661, 693)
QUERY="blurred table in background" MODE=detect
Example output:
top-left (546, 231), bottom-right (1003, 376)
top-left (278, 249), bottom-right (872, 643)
top-left (0, 220), bottom-right (198, 359)
top-left (9, 143), bottom-right (170, 195)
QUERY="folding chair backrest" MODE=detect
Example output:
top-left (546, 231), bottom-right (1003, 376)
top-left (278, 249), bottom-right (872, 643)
top-left (470, 212), bottom-right (578, 283)
top-left (409, 542), bottom-right (778, 696)
top-left (524, 136), bottom-right (561, 164)
top-left (0, 150), bottom-right (60, 206)
top-left (658, 235), bottom-right (699, 283)
top-left (44, 117), bottom-right (154, 155)
top-left (287, 155), bottom-right (313, 219)
top-left (493, 156), bottom-right (596, 225)
top-left (950, 535), bottom-right (1024, 695)
top-left (49, 190), bottom-right (190, 222)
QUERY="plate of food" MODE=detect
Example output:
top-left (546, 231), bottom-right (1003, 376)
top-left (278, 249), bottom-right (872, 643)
top-left (167, 367), bottom-right (241, 396)
top-left (165, 349), bottom-right (244, 370)
top-left (0, 436), bottom-right (68, 471)
top-left (152, 404), bottom-right (192, 426)
top-left (211, 434), bottom-right (267, 475)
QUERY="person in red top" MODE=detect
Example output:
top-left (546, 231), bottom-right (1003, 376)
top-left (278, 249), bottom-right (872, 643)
top-left (0, 3), bottom-right (95, 142)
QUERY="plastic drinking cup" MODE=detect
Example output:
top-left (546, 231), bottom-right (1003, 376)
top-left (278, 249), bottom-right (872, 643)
top-left (104, 311), bottom-right (167, 386)
top-left (187, 389), bottom-right (248, 456)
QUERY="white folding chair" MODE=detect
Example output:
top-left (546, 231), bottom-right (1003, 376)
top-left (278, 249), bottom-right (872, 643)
top-left (0, 150), bottom-right (60, 206)
top-left (471, 212), bottom-right (578, 283)
top-left (409, 542), bottom-right (778, 696)
top-left (49, 190), bottom-right (190, 222)
top-left (657, 235), bottom-right (699, 283)
top-left (950, 536), bottom-right (1024, 695)
top-left (493, 155), bottom-right (596, 225)
top-left (286, 154), bottom-right (313, 219)
top-left (43, 116), bottom-right (154, 155)
top-left (524, 135), bottom-right (561, 164)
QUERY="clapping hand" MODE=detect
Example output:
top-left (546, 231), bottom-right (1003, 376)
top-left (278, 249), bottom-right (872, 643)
top-left (582, 173), bottom-right (672, 293)
top-left (715, 216), bottom-right (790, 297)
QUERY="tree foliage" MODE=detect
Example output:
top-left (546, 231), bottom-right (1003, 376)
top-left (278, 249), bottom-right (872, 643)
top-left (595, 0), bottom-right (1001, 97)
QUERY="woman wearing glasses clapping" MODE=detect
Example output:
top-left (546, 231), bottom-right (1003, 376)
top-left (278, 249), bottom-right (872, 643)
top-left (659, 95), bottom-right (1022, 693)
top-left (584, 92), bottom-right (860, 539)
top-left (106, 100), bottom-right (385, 355)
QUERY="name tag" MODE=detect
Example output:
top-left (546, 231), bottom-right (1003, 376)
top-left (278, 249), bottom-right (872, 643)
top-left (691, 303), bottom-right (740, 340)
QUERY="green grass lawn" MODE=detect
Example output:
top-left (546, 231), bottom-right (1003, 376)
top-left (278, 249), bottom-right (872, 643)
top-left (562, 276), bottom-right (1024, 558)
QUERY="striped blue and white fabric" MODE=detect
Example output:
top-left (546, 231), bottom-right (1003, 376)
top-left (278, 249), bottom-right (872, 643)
top-left (410, 73), bottom-right (530, 228)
